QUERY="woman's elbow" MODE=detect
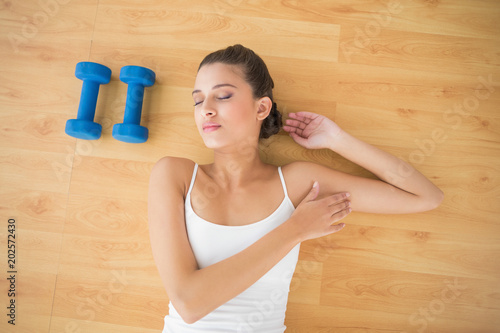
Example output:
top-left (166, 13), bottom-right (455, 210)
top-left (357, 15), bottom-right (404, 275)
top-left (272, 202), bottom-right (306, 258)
top-left (425, 188), bottom-right (444, 211)
top-left (179, 311), bottom-right (202, 325)
top-left (434, 188), bottom-right (444, 207)
top-left (170, 294), bottom-right (205, 325)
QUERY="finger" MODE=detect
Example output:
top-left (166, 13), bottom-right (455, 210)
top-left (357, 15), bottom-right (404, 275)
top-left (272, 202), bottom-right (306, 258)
top-left (294, 111), bottom-right (320, 121)
top-left (331, 204), bottom-right (351, 221)
top-left (322, 192), bottom-right (350, 206)
top-left (282, 125), bottom-right (303, 135)
top-left (283, 125), bottom-right (308, 141)
top-left (327, 222), bottom-right (346, 234)
top-left (287, 114), bottom-right (313, 126)
top-left (329, 200), bottom-right (351, 216)
top-left (289, 132), bottom-right (310, 147)
top-left (285, 118), bottom-right (307, 130)
top-left (304, 181), bottom-right (319, 202)
top-left (289, 111), bottom-right (316, 119)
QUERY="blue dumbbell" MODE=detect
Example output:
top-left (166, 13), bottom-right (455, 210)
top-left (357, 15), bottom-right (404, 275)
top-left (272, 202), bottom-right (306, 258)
top-left (65, 62), bottom-right (111, 140)
top-left (112, 66), bottom-right (155, 143)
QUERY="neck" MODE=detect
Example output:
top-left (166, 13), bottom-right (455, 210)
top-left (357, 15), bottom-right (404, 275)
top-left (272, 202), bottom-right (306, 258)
top-left (209, 146), bottom-right (265, 189)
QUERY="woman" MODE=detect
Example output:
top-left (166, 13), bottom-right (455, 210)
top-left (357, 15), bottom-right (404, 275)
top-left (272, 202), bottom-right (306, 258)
top-left (148, 44), bottom-right (443, 332)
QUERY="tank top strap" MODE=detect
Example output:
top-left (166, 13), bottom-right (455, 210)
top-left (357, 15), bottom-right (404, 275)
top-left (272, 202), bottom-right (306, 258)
top-left (186, 163), bottom-right (198, 197)
top-left (277, 166), bottom-right (290, 199)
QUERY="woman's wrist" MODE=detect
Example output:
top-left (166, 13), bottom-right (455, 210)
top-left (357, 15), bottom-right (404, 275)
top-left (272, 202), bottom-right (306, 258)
top-left (281, 216), bottom-right (306, 244)
top-left (326, 128), bottom-right (350, 152)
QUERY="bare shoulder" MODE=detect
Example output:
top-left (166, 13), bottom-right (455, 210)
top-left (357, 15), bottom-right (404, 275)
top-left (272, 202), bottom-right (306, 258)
top-left (150, 156), bottom-right (196, 198)
top-left (282, 160), bottom-right (354, 206)
top-left (282, 160), bottom-right (319, 173)
top-left (152, 156), bottom-right (195, 173)
top-left (281, 161), bottom-right (322, 206)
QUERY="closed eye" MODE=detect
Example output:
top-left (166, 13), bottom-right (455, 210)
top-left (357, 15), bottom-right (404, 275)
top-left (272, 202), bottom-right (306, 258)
top-left (194, 95), bottom-right (232, 106)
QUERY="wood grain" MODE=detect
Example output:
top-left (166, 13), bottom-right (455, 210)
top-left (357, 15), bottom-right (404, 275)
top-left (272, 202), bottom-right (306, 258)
top-left (1, 0), bottom-right (499, 332)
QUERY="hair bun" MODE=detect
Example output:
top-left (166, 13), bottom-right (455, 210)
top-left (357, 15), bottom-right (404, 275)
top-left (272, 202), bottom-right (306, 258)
top-left (260, 101), bottom-right (282, 139)
top-left (272, 102), bottom-right (278, 115)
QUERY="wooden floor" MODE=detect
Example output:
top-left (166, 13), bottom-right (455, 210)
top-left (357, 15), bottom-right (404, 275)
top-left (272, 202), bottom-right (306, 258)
top-left (1, 0), bottom-right (499, 332)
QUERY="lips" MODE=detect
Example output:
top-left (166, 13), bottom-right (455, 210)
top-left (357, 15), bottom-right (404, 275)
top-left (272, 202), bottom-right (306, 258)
top-left (202, 122), bottom-right (221, 133)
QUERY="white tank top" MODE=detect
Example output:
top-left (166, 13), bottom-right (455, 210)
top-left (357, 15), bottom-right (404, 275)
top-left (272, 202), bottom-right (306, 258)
top-left (163, 164), bottom-right (301, 333)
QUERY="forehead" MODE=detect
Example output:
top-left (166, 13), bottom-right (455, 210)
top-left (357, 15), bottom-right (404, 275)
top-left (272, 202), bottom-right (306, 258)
top-left (194, 63), bottom-right (245, 88)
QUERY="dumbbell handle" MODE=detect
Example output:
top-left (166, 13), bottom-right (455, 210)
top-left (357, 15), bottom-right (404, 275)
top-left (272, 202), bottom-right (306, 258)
top-left (77, 80), bottom-right (100, 122)
top-left (123, 83), bottom-right (145, 124)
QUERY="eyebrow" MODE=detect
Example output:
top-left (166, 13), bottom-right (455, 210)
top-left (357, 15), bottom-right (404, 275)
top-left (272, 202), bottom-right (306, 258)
top-left (192, 83), bottom-right (237, 96)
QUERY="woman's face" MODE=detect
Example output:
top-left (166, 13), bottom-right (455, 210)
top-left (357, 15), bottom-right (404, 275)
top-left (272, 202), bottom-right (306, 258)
top-left (192, 63), bottom-right (269, 150)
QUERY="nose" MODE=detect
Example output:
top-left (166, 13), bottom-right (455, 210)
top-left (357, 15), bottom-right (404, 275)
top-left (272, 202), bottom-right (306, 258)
top-left (204, 109), bottom-right (215, 117)
top-left (201, 100), bottom-right (216, 118)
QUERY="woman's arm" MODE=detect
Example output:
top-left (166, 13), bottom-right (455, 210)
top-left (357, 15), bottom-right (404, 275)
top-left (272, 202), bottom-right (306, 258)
top-left (148, 157), bottom-right (350, 324)
top-left (283, 112), bottom-right (444, 214)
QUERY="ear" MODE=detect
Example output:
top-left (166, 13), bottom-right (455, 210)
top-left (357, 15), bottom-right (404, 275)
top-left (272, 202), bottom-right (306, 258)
top-left (256, 97), bottom-right (273, 121)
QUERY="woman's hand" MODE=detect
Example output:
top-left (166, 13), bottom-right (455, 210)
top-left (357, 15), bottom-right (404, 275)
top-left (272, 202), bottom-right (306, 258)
top-left (283, 112), bottom-right (343, 150)
top-left (288, 181), bottom-right (350, 242)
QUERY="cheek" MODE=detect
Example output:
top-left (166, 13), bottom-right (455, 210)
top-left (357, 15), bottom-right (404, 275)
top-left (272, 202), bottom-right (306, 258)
top-left (193, 110), bottom-right (200, 127)
top-left (230, 99), bottom-right (257, 121)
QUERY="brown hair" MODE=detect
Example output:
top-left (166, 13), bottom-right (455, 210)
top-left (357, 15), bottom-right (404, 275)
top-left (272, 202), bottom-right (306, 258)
top-left (198, 44), bottom-right (282, 139)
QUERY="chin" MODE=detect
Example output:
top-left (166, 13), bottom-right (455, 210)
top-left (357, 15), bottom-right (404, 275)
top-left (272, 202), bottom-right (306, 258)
top-left (201, 137), bottom-right (226, 149)
top-left (199, 129), bottom-right (259, 151)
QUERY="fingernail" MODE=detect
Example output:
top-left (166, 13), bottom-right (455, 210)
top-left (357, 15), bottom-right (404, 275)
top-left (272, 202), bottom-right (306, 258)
top-left (346, 192), bottom-right (350, 197)
top-left (313, 181), bottom-right (318, 188)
